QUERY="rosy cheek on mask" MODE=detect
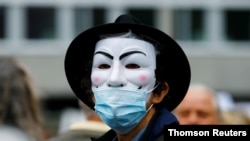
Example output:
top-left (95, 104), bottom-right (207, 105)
top-left (91, 72), bottom-right (108, 86)
top-left (139, 75), bottom-right (147, 81)
top-left (125, 70), bottom-right (155, 90)
top-left (93, 76), bottom-right (100, 83)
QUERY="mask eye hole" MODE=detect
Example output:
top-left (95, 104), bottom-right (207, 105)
top-left (98, 64), bottom-right (110, 69)
top-left (125, 64), bottom-right (140, 69)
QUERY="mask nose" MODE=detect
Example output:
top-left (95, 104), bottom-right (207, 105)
top-left (107, 61), bottom-right (125, 87)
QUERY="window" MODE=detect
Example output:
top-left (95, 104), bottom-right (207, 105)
top-left (127, 8), bottom-right (156, 27)
top-left (224, 10), bottom-right (250, 41)
top-left (93, 8), bottom-right (106, 26)
top-left (74, 7), bottom-right (105, 36)
top-left (173, 9), bottom-right (205, 41)
top-left (25, 7), bottom-right (56, 39)
top-left (0, 6), bottom-right (5, 39)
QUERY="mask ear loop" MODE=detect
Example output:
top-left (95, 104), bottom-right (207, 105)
top-left (146, 81), bottom-right (161, 110)
top-left (153, 80), bottom-right (164, 94)
top-left (148, 81), bottom-right (161, 93)
top-left (146, 104), bottom-right (154, 112)
top-left (155, 81), bottom-right (161, 88)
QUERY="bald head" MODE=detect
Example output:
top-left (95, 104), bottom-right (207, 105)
top-left (174, 84), bottom-right (221, 125)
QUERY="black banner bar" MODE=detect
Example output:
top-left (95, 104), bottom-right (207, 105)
top-left (164, 125), bottom-right (250, 139)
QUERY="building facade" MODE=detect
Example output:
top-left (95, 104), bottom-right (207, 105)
top-left (1, 0), bottom-right (250, 101)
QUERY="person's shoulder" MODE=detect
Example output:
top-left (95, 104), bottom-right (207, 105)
top-left (49, 121), bottom-right (110, 141)
top-left (69, 121), bottom-right (110, 137)
top-left (49, 131), bottom-right (92, 141)
top-left (0, 125), bottom-right (34, 141)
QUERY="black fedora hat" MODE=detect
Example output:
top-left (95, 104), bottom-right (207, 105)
top-left (64, 14), bottom-right (191, 111)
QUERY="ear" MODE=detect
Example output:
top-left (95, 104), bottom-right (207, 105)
top-left (91, 93), bottom-right (95, 103)
top-left (151, 82), bottom-right (169, 104)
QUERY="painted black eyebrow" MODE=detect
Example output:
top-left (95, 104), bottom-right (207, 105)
top-left (94, 51), bottom-right (113, 60)
top-left (119, 51), bottom-right (146, 60)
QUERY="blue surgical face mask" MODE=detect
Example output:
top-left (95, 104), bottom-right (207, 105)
top-left (92, 87), bottom-right (154, 134)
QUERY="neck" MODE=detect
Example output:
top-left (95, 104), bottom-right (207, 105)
top-left (116, 107), bottom-right (156, 141)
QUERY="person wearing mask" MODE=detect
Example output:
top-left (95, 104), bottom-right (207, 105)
top-left (64, 14), bottom-right (191, 141)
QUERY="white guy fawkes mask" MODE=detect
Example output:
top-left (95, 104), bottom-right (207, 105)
top-left (91, 37), bottom-right (157, 91)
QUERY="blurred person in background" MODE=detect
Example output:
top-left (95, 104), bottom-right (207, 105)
top-left (0, 57), bottom-right (47, 141)
top-left (49, 100), bottom-right (109, 141)
top-left (221, 109), bottom-right (250, 124)
top-left (56, 102), bottom-right (86, 135)
top-left (174, 83), bottom-right (222, 125)
top-left (216, 91), bottom-right (250, 124)
top-left (0, 125), bottom-right (34, 141)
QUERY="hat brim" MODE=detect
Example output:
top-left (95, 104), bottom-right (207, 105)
top-left (65, 22), bottom-right (191, 111)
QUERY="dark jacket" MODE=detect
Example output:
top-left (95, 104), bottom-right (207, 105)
top-left (91, 108), bottom-right (179, 141)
